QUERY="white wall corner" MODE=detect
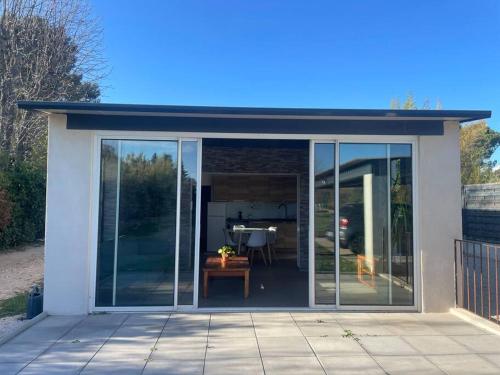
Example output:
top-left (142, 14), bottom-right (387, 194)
top-left (419, 121), bottom-right (462, 312)
top-left (44, 114), bottom-right (92, 315)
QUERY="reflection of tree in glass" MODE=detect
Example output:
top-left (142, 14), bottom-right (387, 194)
top-left (119, 152), bottom-right (177, 234)
top-left (390, 158), bottom-right (412, 257)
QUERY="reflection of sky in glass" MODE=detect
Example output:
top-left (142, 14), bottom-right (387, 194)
top-left (340, 143), bottom-right (387, 165)
top-left (182, 141), bottom-right (197, 178)
top-left (315, 143), bottom-right (335, 174)
top-left (390, 144), bottom-right (411, 159)
top-left (120, 140), bottom-right (178, 163)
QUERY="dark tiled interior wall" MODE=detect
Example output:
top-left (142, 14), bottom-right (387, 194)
top-left (202, 145), bottom-right (309, 270)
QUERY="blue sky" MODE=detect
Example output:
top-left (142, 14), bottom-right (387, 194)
top-left (90, 0), bottom-right (500, 160)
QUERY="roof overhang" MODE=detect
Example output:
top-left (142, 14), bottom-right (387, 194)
top-left (17, 101), bottom-right (491, 136)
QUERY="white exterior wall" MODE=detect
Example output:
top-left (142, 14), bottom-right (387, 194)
top-left (42, 116), bottom-right (462, 314)
top-left (419, 121), bottom-right (462, 312)
top-left (44, 114), bottom-right (93, 314)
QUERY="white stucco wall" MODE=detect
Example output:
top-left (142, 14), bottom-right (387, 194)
top-left (42, 116), bottom-right (462, 314)
top-left (419, 121), bottom-right (462, 312)
top-left (44, 114), bottom-right (93, 314)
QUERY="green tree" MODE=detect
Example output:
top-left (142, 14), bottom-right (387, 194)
top-left (0, 0), bottom-right (104, 248)
top-left (390, 93), bottom-right (441, 110)
top-left (0, 0), bottom-right (104, 160)
top-left (460, 121), bottom-right (500, 184)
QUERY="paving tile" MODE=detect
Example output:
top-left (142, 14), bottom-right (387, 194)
top-left (208, 322), bottom-right (255, 337)
top-left (161, 317), bottom-right (209, 338)
top-left (206, 336), bottom-right (260, 359)
top-left (209, 313), bottom-right (252, 322)
top-left (383, 321), bottom-right (440, 336)
top-left (296, 321), bottom-right (345, 337)
top-left (367, 312), bottom-right (419, 321)
top-left (0, 342), bottom-right (51, 363)
top-left (480, 353), bottom-right (500, 367)
top-left (161, 324), bottom-right (209, 338)
top-left (91, 340), bottom-right (154, 362)
top-left (263, 356), bottom-right (325, 375)
top-left (112, 324), bottom-right (163, 339)
top-left (0, 362), bottom-right (26, 375)
top-left (429, 321), bottom-right (489, 335)
top-left (320, 355), bottom-right (384, 375)
top-left (168, 313), bottom-right (210, 324)
top-left (58, 325), bottom-right (116, 344)
top-left (80, 359), bottom-right (146, 374)
top-left (258, 336), bottom-right (314, 357)
top-left (204, 357), bottom-right (264, 375)
top-left (20, 361), bottom-right (86, 374)
top-left (291, 312), bottom-right (338, 323)
top-left (374, 355), bottom-right (444, 374)
top-left (35, 341), bottom-right (102, 363)
top-left (403, 335), bottom-right (469, 355)
top-left (36, 316), bottom-right (85, 328)
top-left (9, 325), bottom-right (76, 344)
top-left (122, 313), bottom-right (169, 326)
top-left (143, 359), bottom-right (204, 374)
top-left (414, 313), bottom-right (463, 323)
top-left (452, 334), bottom-right (500, 354)
top-left (308, 336), bottom-right (365, 356)
top-left (152, 337), bottom-right (207, 360)
top-left (251, 312), bottom-right (293, 324)
top-left (82, 314), bottom-right (129, 327)
top-left (254, 322), bottom-right (303, 337)
top-left (360, 336), bottom-right (419, 356)
top-left (427, 354), bottom-right (500, 374)
top-left (337, 319), bottom-right (393, 336)
top-left (330, 313), bottom-right (374, 321)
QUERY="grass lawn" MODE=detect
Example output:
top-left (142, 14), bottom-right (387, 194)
top-left (0, 292), bottom-right (27, 318)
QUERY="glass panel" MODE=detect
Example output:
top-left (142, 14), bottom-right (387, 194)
top-left (314, 143), bottom-right (336, 304)
top-left (390, 144), bottom-right (413, 305)
top-left (95, 140), bottom-right (119, 307)
top-left (115, 140), bottom-right (178, 306)
top-left (178, 141), bottom-right (198, 305)
top-left (339, 143), bottom-right (390, 305)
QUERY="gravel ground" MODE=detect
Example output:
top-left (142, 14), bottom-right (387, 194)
top-left (0, 315), bottom-right (24, 339)
top-left (0, 244), bottom-right (44, 339)
top-left (0, 244), bottom-right (44, 300)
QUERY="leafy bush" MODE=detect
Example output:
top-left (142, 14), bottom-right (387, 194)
top-left (0, 154), bottom-right (46, 249)
top-left (0, 188), bottom-right (12, 231)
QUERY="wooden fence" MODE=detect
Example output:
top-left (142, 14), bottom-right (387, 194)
top-left (462, 184), bottom-right (500, 244)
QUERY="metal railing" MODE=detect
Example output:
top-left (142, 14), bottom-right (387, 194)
top-left (454, 239), bottom-right (500, 324)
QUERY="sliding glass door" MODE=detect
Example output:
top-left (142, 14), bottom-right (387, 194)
top-left (95, 139), bottom-right (199, 308)
top-left (312, 141), bottom-right (414, 307)
top-left (313, 143), bottom-right (337, 304)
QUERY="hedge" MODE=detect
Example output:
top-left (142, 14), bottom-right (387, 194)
top-left (0, 155), bottom-right (46, 250)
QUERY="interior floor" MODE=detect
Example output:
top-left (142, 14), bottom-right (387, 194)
top-left (198, 258), bottom-right (308, 308)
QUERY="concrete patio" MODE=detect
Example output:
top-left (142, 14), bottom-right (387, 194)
top-left (1, 312), bottom-right (500, 374)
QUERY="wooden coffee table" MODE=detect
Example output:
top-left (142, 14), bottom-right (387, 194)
top-left (203, 256), bottom-right (250, 299)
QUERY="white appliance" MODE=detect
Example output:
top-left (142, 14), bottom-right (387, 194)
top-left (207, 202), bottom-right (227, 253)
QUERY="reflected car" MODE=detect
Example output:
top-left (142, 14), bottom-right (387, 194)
top-left (339, 204), bottom-right (364, 253)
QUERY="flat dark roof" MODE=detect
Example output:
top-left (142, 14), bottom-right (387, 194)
top-left (17, 101), bottom-right (491, 122)
top-left (17, 101), bottom-right (492, 136)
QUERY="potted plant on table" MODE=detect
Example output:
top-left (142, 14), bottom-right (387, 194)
top-left (218, 245), bottom-right (235, 268)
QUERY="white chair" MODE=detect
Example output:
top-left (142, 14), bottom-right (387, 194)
top-left (246, 231), bottom-right (268, 266)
